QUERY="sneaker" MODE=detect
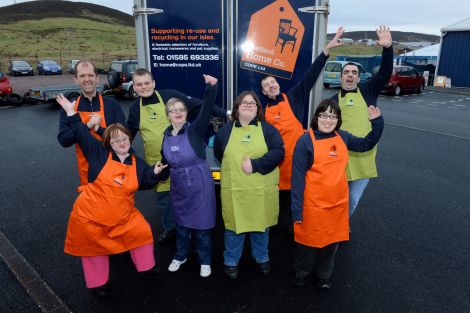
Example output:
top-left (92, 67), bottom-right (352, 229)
top-left (291, 273), bottom-right (306, 287)
top-left (224, 265), bottom-right (238, 279)
top-left (316, 278), bottom-right (331, 290)
top-left (200, 265), bottom-right (211, 277)
top-left (168, 259), bottom-right (187, 272)
top-left (258, 261), bottom-right (270, 276)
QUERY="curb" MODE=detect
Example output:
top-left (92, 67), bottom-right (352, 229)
top-left (0, 231), bottom-right (72, 313)
top-left (426, 87), bottom-right (470, 96)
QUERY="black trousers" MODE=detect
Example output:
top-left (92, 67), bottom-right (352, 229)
top-left (293, 242), bottom-right (339, 279)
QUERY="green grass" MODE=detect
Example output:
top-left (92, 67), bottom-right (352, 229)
top-left (0, 17), bottom-right (136, 70)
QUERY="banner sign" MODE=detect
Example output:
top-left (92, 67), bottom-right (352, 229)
top-left (146, 0), bottom-right (224, 105)
top-left (240, 0), bottom-right (305, 79)
top-left (146, 0), bottom-right (316, 114)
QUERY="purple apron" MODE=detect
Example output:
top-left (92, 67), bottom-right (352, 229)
top-left (162, 131), bottom-right (216, 230)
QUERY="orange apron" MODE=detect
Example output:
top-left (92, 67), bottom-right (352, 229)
top-left (64, 153), bottom-right (154, 256)
top-left (74, 95), bottom-right (107, 188)
top-left (294, 130), bottom-right (349, 248)
top-left (264, 93), bottom-right (305, 190)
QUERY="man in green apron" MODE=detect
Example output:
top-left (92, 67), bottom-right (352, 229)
top-left (330, 26), bottom-right (393, 221)
top-left (127, 68), bottom-right (229, 245)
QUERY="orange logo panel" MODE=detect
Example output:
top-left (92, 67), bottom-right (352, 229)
top-left (240, 0), bottom-right (304, 79)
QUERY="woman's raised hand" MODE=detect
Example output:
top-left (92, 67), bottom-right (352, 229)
top-left (368, 106), bottom-right (382, 120)
top-left (154, 161), bottom-right (168, 175)
top-left (56, 94), bottom-right (76, 116)
top-left (203, 74), bottom-right (218, 86)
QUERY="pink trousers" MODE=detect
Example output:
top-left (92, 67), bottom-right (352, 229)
top-left (81, 243), bottom-right (155, 288)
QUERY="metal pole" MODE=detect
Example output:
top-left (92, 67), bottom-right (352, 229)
top-left (226, 0), bottom-right (234, 111)
top-left (308, 0), bottom-right (329, 125)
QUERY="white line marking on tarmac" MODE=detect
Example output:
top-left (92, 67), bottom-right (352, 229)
top-left (386, 122), bottom-right (470, 140)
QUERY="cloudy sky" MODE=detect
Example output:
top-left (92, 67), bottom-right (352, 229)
top-left (0, 0), bottom-right (468, 35)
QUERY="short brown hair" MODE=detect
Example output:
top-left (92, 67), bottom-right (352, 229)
top-left (133, 68), bottom-right (154, 81)
top-left (102, 123), bottom-right (132, 149)
top-left (165, 97), bottom-right (187, 116)
top-left (232, 90), bottom-right (264, 121)
top-left (74, 59), bottom-right (97, 77)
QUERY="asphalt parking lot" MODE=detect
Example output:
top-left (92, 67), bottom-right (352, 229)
top-left (1, 89), bottom-right (470, 313)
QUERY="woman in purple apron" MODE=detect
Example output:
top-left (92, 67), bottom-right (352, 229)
top-left (161, 75), bottom-right (218, 277)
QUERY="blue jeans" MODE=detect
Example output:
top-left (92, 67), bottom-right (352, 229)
top-left (348, 178), bottom-right (370, 217)
top-left (156, 191), bottom-right (175, 230)
top-left (174, 225), bottom-right (211, 265)
top-left (223, 229), bottom-right (270, 266)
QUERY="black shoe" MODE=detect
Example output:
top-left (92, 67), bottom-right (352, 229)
top-left (291, 273), bottom-right (306, 287)
top-left (258, 261), bottom-right (270, 276)
top-left (158, 229), bottom-right (175, 245)
top-left (316, 278), bottom-right (331, 290)
top-left (224, 265), bottom-right (238, 279)
top-left (93, 284), bottom-right (108, 297)
top-left (147, 264), bottom-right (161, 275)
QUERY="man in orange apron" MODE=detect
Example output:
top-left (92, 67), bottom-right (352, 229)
top-left (290, 99), bottom-right (383, 289)
top-left (58, 59), bottom-right (127, 189)
top-left (260, 27), bottom-right (344, 231)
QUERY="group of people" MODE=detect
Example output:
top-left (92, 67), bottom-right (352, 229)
top-left (56, 26), bottom-right (393, 296)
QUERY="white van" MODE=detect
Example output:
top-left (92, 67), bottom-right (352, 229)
top-left (68, 59), bottom-right (80, 74)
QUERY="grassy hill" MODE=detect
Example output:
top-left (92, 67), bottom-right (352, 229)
top-left (0, 1), bottom-right (136, 71)
top-left (0, 1), bottom-right (440, 71)
top-left (327, 30), bottom-right (440, 43)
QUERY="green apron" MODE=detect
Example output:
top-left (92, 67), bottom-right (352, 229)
top-left (220, 122), bottom-right (279, 234)
top-left (139, 91), bottom-right (171, 192)
top-left (338, 89), bottom-right (378, 181)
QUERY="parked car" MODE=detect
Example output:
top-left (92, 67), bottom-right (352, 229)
top-left (37, 59), bottom-right (62, 75)
top-left (376, 65), bottom-right (426, 96)
top-left (0, 71), bottom-right (22, 106)
top-left (9, 60), bottom-right (34, 76)
top-left (0, 71), bottom-right (13, 96)
top-left (323, 60), bottom-right (372, 88)
top-left (68, 59), bottom-right (80, 74)
top-left (103, 59), bottom-right (138, 98)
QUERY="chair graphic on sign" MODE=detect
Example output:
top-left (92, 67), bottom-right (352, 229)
top-left (274, 18), bottom-right (298, 53)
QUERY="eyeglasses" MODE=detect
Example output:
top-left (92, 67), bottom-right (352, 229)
top-left (240, 101), bottom-right (257, 107)
top-left (111, 137), bottom-right (130, 145)
top-left (318, 113), bottom-right (338, 120)
top-left (168, 108), bottom-right (187, 114)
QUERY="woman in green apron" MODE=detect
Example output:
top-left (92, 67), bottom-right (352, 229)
top-left (214, 91), bottom-right (284, 279)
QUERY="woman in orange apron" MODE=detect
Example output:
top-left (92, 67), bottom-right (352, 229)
top-left (56, 94), bottom-right (168, 296)
top-left (290, 99), bottom-right (383, 289)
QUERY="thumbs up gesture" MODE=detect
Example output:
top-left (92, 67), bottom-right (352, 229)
top-left (241, 156), bottom-right (253, 175)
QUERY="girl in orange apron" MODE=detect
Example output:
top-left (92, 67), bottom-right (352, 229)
top-left (56, 94), bottom-right (168, 296)
top-left (290, 99), bottom-right (383, 289)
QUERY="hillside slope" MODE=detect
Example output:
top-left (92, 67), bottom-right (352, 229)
top-left (327, 30), bottom-right (440, 43)
top-left (0, 0), bottom-right (133, 26)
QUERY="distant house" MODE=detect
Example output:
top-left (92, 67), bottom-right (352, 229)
top-left (399, 44), bottom-right (440, 65)
top-left (358, 39), bottom-right (375, 46)
top-left (437, 17), bottom-right (470, 87)
top-left (339, 38), bottom-right (354, 45)
top-left (398, 41), bottom-right (433, 50)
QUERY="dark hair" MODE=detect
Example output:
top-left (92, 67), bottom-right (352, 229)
top-left (310, 99), bottom-right (342, 131)
top-left (102, 123), bottom-right (132, 149)
top-left (74, 59), bottom-right (97, 77)
top-left (260, 75), bottom-right (276, 87)
top-left (232, 90), bottom-right (264, 121)
top-left (133, 68), bottom-right (154, 81)
top-left (165, 97), bottom-right (187, 116)
top-left (341, 62), bottom-right (359, 74)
